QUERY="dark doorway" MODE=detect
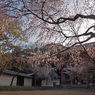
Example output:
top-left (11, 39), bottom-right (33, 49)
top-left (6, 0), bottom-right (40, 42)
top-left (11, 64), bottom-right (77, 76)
top-left (36, 78), bottom-right (41, 86)
top-left (32, 75), bottom-right (35, 86)
top-left (17, 76), bottom-right (24, 86)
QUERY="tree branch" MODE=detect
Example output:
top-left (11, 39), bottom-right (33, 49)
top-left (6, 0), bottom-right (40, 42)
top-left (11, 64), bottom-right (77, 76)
top-left (56, 14), bottom-right (95, 24)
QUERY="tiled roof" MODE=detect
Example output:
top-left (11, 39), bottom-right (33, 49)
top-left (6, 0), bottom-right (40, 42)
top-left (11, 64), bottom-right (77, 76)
top-left (78, 42), bottom-right (95, 49)
top-left (3, 70), bottom-right (33, 78)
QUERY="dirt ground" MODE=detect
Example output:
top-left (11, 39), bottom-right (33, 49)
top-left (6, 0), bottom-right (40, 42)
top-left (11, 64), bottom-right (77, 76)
top-left (0, 89), bottom-right (95, 95)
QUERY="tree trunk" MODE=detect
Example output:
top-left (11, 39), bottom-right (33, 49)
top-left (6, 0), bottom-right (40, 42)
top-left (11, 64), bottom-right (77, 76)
top-left (86, 72), bottom-right (90, 89)
top-left (70, 75), bottom-right (73, 88)
top-left (60, 68), bottom-right (64, 87)
top-left (0, 71), bottom-right (3, 76)
top-left (10, 72), bottom-right (19, 86)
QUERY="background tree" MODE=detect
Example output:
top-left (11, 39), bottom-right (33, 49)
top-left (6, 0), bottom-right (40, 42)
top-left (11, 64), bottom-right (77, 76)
top-left (1, 0), bottom-right (95, 63)
top-left (63, 46), bottom-right (93, 87)
top-left (0, 52), bottom-right (12, 75)
top-left (28, 43), bottom-right (95, 86)
top-left (0, 9), bottom-right (24, 52)
top-left (0, 8), bottom-right (28, 76)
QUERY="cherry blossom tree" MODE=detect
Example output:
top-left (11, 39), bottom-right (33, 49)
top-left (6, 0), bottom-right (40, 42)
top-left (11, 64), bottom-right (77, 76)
top-left (87, 46), bottom-right (95, 63)
top-left (0, 0), bottom-right (95, 46)
top-left (27, 42), bottom-right (95, 87)
top-left (0, 1), bottom-right (95, 69)
top-left (27, 43), bottom-right (63, 81)
top-left (1, 0), bottom-right (94, 85)
top-left (35, 64), bottom-right (58, 80)
top-left (62, 45), bottom-right (95, 87)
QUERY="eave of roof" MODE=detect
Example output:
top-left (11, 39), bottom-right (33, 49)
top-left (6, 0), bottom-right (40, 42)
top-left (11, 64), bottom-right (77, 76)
top-left (3, 70), bottom-right (33, 78)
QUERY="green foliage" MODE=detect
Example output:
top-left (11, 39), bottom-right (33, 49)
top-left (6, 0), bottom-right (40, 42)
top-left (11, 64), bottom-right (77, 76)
top-left (4, 21), bottom-right (22, 39)
top-left (0, 12), bottom-right (25, 52)
top-left (0, 12), bottom-right (28, 73)
top-left (0, 20), bottom-right (23, 41)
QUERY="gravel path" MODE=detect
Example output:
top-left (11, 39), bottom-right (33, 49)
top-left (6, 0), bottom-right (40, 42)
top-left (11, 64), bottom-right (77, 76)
top-left (0, 89), bottom-right (95, 95)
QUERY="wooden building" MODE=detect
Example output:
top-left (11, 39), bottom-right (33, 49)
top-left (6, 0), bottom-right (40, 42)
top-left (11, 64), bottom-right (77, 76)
top-left (0, 70), bottom-right (33, 86)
